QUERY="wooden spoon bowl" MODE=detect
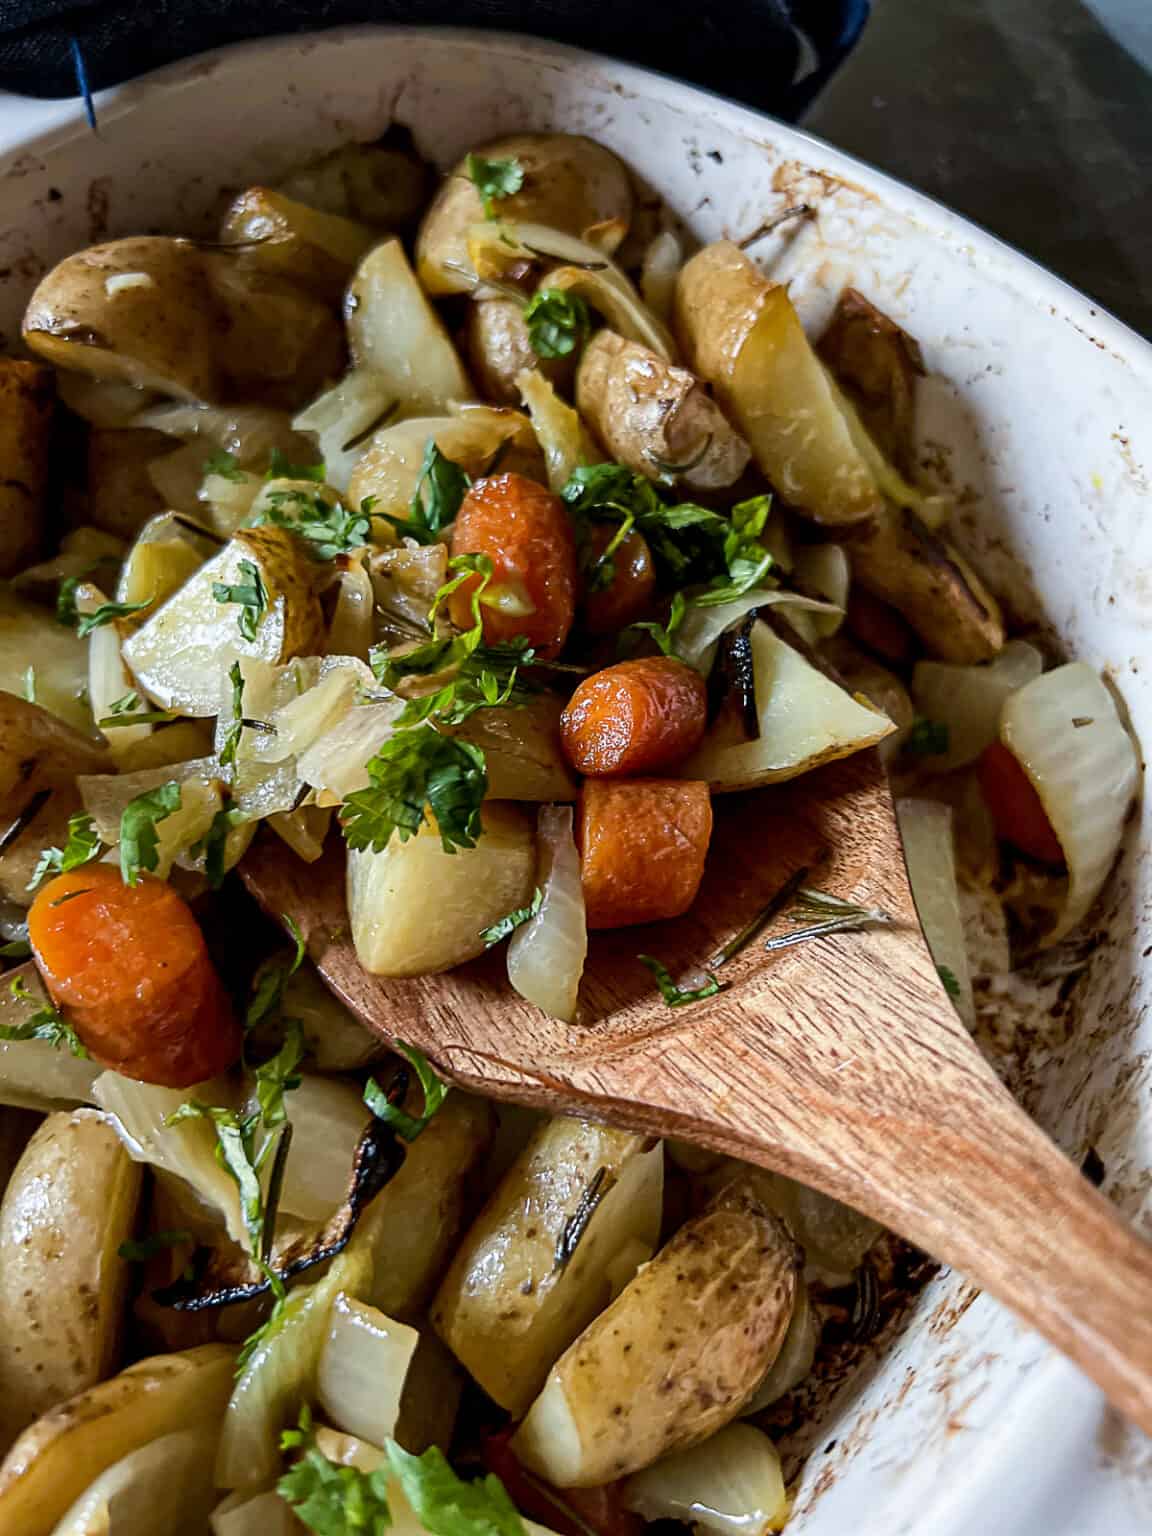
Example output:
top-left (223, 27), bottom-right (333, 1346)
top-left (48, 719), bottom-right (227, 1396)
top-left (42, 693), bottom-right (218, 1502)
top-left (242, 750), bottom-right (1152, 1434)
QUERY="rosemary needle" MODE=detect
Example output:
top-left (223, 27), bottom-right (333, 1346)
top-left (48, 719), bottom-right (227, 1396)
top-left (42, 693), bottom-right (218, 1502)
top-left (708, 864), bottom-right (811, 969)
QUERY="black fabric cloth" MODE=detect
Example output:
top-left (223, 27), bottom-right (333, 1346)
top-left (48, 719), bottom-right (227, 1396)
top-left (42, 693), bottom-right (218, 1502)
top-left (0, 1), bottom-right (870, 121)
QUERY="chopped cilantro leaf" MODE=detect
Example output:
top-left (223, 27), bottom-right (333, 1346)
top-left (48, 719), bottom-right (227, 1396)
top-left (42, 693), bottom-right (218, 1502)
top-left (467, 153), bottom-right (525, 218)
top-left (638, 954), bottom-right (726, 1008)
top-left (385, 1440), bottom-right (526, 1536)
top-left (341, 730), bottom-right (487, 856)
top-left (905, 717), bottom-right (950, 757)
top-left (204, 450), bottom-right (245, 482)
top-left (26, 812), bottom-right (104, 892)
top-left (219, 661), bottom-right (246, 771)
top-left (212, 559), bottom-right (267, 643)
top-left (257, 488), bottom-right (372, 561)
top-left (938, 964), bottom-right (961, 999)
top-left (119, 781), bottom-right (182, 887)
top-left (379, 440), bottom-right (471, 545)
top-left (480, 888), bottom-right (542, 947)
top-left (267, 447), bottom-right (326, 482)
top-left (2, 977), bottom-right (88, 1056)
top-left (523, 289), bottom-right (590, 358)
top-left (278, 1405), bottom-right (392, 1535)
top-left (364, 1041), bottom-right (450, 1142)
top-left (74, 598), bottom-right (152, 638)
top-left (253, 1018), bottom-right (306, 1129)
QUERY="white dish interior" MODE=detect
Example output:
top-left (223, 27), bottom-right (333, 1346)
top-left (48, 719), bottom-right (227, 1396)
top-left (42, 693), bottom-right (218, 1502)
top-left (0, 28), bottom-right (1149, 1533)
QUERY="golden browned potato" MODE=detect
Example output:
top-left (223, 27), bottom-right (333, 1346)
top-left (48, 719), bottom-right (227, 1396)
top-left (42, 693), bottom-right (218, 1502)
top-left (675, 242), bottom-right (883, 525)
top-left (0, 694), bottom-right (109, 904)
top-left (23, 237), bottom-right (224, 401)
top-left (416, 133), bottom-right (634, 296)
top-left (0, 1110), bottom-right (142, 1449)
top-left (432, 1118), bottom-right (663, 1416)
top-left (818, 287), bottom-right (925, 475)
top-left (512, 1180), bottom-right (800, 1486)
top-left (0, 358), bottom-right (53, 575)
top-left (576, 329), bottom-right (750, 490)
top-left (218, 186), bottom-right (377, 300)
top-left (278, 132), bottom-right (434, 229)
top-left (347, 802), bottom-right (536, 977)
top-left (201, 253), bottom-right (346, 410)
top-left (463, 298), bottom-right (574, 406)
top-left (85, 427), bottom-right (167, 539)
top-left (847, 504), bottom-right (1005, 663)
top-left (0, 1344), bottom-right (235, 1536)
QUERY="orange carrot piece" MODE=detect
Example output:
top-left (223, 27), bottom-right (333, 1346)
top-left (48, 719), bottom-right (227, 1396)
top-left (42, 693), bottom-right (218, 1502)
top-left (582, 525), bottom-right (656, 636)
top-left (578, 778), bottom-right (712, 929)
top-left (561, 656), bottom-right (708, 777)
top-left (449, 472), bottom-right (577, 657)
top-left (28, 865), bottom-right (242, 1087)
top-left (979, 740), bottom-right (1065, 865)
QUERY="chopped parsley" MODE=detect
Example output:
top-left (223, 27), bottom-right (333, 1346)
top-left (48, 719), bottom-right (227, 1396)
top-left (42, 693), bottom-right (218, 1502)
top-left (253, 1018), bottom-right (306, 1129)
top-left (117, 1229), bottom-right (193, 1263)
top-left (189, 801), bottom-right (247, 888)
top-left (938, 964), bottom-right (961, 1000)
top-left (386, 1440), bottom-right (527, 1536)
top-left (480, 888), bottom-right (543, 947)
top-left (219, 661), bottom-right (247, 771)
top-left (26, 812), bottom-right (104, 891)
top-left (204, 450), bottom-right (246, 482)
top-left (466, 153), bottom-right (525, 218)
top-left (245, 917), bottom-right (307, 1032)
top-left (341, 731), bottom-right (487, 855)
top-left (363, 1042), bottom-right (449, 1142)
top-left (268, 448), bottom-right (326, 482)
top-left (278, 1405), bottom-right (393, 1535)
top-left (624, 590), bottom-right (687, 657)
top-left (638, 954), bottom-right (726, 1008)
top-left (166, 1100), bottom-right (277, 1256)
top-left (119, 781), bottom-right (182, 886)
top-left (257, 488), bottom-right (372, 561)
top-left (523, 289), bottom-right (590, 358)
top-left (379, 441), bottom-right (471, 545)
top-left (212, 559), bottom-right (267, 642)
top-left (1, 977), bottom-right (88, 1056)
top-left (905, 717), bottom-right (950, 757)
top-left (73, 597), bottom-right (152, 638)
top-left (97, 690), bottom-right (179, 729)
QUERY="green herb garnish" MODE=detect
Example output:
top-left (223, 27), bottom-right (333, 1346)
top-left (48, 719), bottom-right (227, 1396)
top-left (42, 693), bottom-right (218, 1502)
top-left (74, 598), bottom-right (152, 638)
top-left (905, 717), bottom-right (950, 757)
top-left (189, 801), bottom-right (246, 888)
top-left (246, 918), bottom-right (307, 1032)
top-left (204, 450), bottom-right (246, 482)
top-left (268, 448), bottom-right (326, 482)
top-left (638, 955), bottom-right (725, 1008)
top-left (480, 888), bottom-right (542, 947)
top-left (254, 1018), bottom-right (306, 1129)
top-left (938, 964), bottom-right (961, 999)
top-left (2, 977), bottom-right (88, 1056)
top-left (119, 781), bottom-right (182, 886)
top-left (385, 1440), bottom-right (527, 1536)
top-left (26, 812), bottom-right (104, 891)
top-left (467, 153), bottom-right (525, 218)
top-left (363, 1042), bottom-right (449, 1142)
top-left (258, 488), bottom-right (372, 561)
top-left (219, 661), bottom-right (246, 772)
top-left (117, 1229), bottom-right (194, 1263)
top-left (380, 441), bottom-right (471, 545)
top-left (278, 1405), bottom-right (393, 1535)
top-left (212, 559), bottom-right (267, 642)
top-left (341, 732), bottom-right (486, 856)
top-left (523, 289), bottom-right (590, 358)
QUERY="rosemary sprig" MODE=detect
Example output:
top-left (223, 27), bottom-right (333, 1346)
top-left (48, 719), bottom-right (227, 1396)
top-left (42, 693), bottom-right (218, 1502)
top-left (708, 864), bottom-right (811, 969)
top-left (762, 887), bottom-right (894, 954)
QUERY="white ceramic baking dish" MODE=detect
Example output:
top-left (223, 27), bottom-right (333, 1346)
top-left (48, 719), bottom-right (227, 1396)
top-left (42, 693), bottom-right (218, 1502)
top-left (0, 27), bottom-right (1148, 1534)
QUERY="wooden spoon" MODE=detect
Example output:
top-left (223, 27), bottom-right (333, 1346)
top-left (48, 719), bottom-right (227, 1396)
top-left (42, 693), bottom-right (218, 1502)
top-left (242, 750), bottom-right (1152, 1434)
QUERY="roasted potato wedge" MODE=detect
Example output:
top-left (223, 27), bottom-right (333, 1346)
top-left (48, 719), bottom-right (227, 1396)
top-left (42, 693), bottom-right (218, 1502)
top-left (0, 589), bottom-right (92, 737)
top-left (347, 802), bottom-right (536, 977)
top-left (513, 1180), bottom-right (800, 1485)
top-left (361, 1090), bottom-right (494, 1320)
top-left (675, 242), bottom-right (883, 525)
top-left (278, 132), bottom-right (434, 230)
top-left (0, 695), bottom-right (108, 904)
top-left (23, 237), bottom-right (224, 401)
top-left (682, 617), bottom-right (894, 790)
top-left (464, 298), bottom-right (575, 406)
top-left (416, 133), bottom-right (634, 295)
top-left (0, 1344), bottom-right (235, 1536)
top-left (576, 329), bottom-right (750, 490)
top-left (818, 287), bottom-right (925, 475)
top-left (219, 186), bottom-right (377, 300)
top-left (0, 1111), bottom-right (141, 1446)
top-left (201, 253), bottom-right (347, 410)
top-left (432, 1119), bottom-right (663, 1416)
top-left (50, 1422), bottom-right (221, 1536)
top-left (122, 525), bottom-right (324, 715)
top-left (847, 503), bottom-right (1005, 662)
top-left (85, 427), bottom-right (168, 540)
top-left (0, 358), bottom-right (53, 575)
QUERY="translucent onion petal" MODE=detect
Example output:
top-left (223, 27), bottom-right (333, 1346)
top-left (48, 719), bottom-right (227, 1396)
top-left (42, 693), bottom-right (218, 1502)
top-left (624, 1423), bottom-right (788, 1536)
top-left (296, 699), bottom-right (404, 803)
top-left (912, 639), bottom-right (1044, 771)
top-left (316, 1292), bottom-right (419, 1446)
top-left (790, 543), bottom-right (849, 640)
top-left (293, 370), bottom-right (397, 492)
top-left (742, 1283), bottom-right (818, 1415)
top-left (326, 554), bottom-right (375, 661)
top-left (1000, 662), bottom-right (1139, 944)
top-left (507, 806), bottom-right (587, 1023)
top-left (640, 231), bottom-right (683, 324)
top-left (278, 1073), bottom-right (371, 1223)
top-left (516, 369), bottom-right (598, 493)
top-left (674, 589), bottom-right (841, 676)
top-left (896, 798), bottom-right (974, 1028)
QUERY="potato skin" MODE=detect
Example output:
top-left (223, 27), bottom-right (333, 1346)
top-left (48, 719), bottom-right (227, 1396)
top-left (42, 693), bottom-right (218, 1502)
top-left (463, 299), bottom-right (574, 406)
top-left (513, 1180), bottom-right (801, 1486)
top-left (218, 186), bottom-right (376, 300)
top-left (23, 237), bottom-right (224, 401)
top-left (86, 427), bottom-right (167, 540)
top-left (0, 358), bottom-right (53, 576)
top-left (417, 133), bottom-right (634, 295)
top-left (560, 658), bottom-right (708, 777)
top-left (431, 1118), bottom-right (656, 1415)
top-left (0, 1110), bottom-right (141, 1447)
top-left (578, 778), bottom-right (712, 928)
top-left (576, 330), bottom-right (750, 491)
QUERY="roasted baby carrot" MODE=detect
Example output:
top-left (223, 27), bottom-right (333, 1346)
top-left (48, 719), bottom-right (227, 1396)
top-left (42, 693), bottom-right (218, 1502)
top-left (28, 864), bottom-right (242, 1087)
top-left (561, 656), bottom-right (708, 777)
top-left (582, 525), bottom-right (656, 635)
top-left (450, 471), bottom-right (577, 657)
top-left (979, 740), bottom-right (1065, 865)
top-left (578, 778), bottom-right (712, 929)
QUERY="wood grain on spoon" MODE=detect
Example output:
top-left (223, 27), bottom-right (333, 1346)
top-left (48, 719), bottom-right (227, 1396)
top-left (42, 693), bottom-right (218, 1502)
top-left (242, 750), bottom-right (1152, 1435)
